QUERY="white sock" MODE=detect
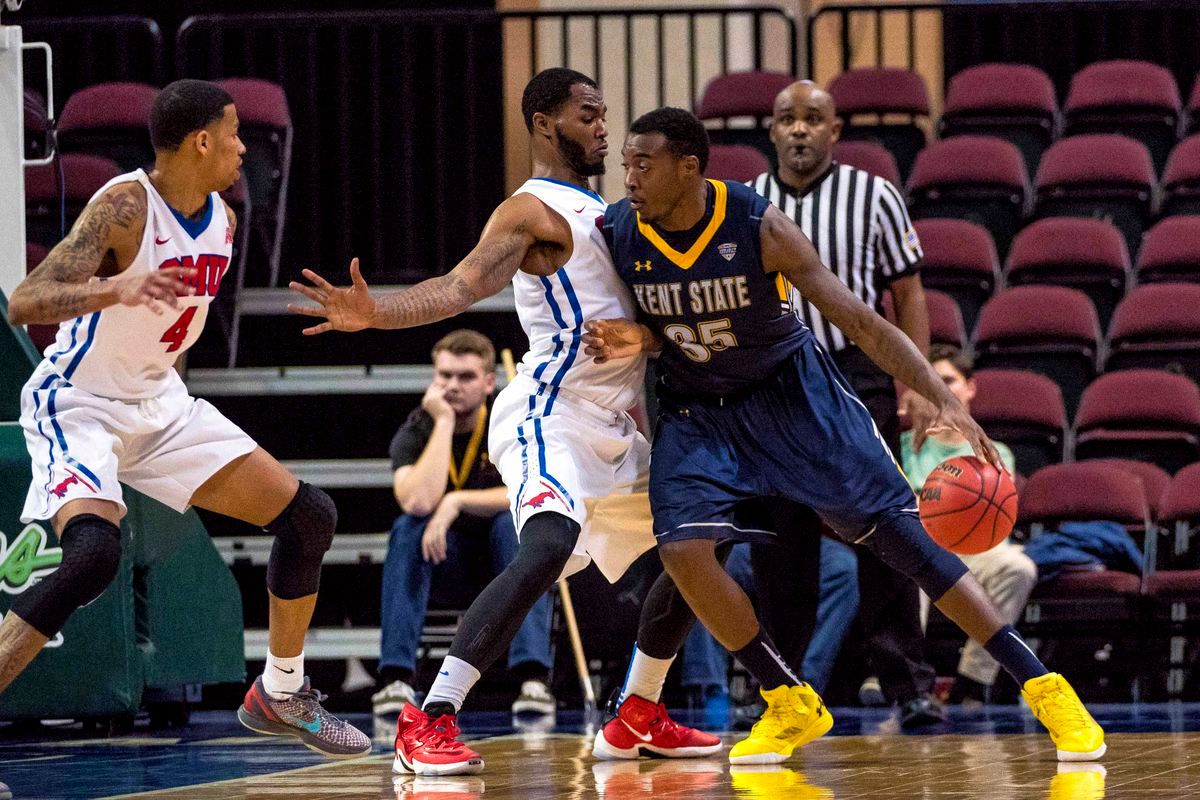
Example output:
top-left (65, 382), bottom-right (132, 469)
top-left (262, 651), bottom-right (305, 699)
top-left (618, 643), bottom-right (674, 705)
top-left (423, 655), bottom-right (481, 713)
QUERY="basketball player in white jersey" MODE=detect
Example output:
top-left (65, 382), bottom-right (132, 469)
top-left (0, 80), bottom-right (369, 758)
top-left (291, 69), bottom-right (721, 775)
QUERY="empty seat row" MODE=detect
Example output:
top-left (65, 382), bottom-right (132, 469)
top-left (916, 215), bottom-right (1200, 332)
top-left (954, 283), bottom-right (1200, 412)
top-left (907, 132), bottom-right (1200, 257)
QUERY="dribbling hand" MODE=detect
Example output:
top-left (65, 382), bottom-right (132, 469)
top-left (288, 257), bottom-right (377, 335)
top-left (916, 399), bottom-right (1006, 473)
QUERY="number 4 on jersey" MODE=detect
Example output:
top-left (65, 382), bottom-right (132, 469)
top-left (160, 306), bottom-right (198, 353)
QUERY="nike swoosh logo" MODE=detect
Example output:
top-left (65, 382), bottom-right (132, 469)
top-left (281, 713), bottom-right (322, 734)
top-left (155, 236), bottom-right (171, 245)
top-left (574, 206), bottom-right (586, 214)
top-left (274, 666), bottom-right (296, 674)
top-left (439, 670), bottom-right (449, 676)
top-left (621, 718), bottom-right (653, 743)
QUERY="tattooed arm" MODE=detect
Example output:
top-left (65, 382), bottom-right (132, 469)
top-left (8, 182), bottom-right (194, 325)
top-left (760, 205), bottom-right (1003, 468)
top-left (289, 192), bottom-right (568, 334)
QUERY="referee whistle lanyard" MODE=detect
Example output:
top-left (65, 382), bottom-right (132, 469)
top-left (448, 405), bottom-right (488, 490)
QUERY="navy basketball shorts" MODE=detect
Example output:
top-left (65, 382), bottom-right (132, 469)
top-left (650, 336), bottom-right (919, 546)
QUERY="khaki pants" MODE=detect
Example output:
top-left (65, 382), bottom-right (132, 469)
top-left (920, 539), bottom-right (1038, 685)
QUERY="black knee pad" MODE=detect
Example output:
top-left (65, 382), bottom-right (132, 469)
top-left (864, 509), bottom-right (968, 601)
top-left (512, 511), bottom-right (579, 579)
top-left (265, 482), bottom-right (337, 599)
top-left (11, 514), bottom-right (122, 637)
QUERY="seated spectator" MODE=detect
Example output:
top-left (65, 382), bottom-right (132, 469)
top-left (372, 330), bottom-right (555, 718)
top-left (903, 345), bottom-right (1036, 705)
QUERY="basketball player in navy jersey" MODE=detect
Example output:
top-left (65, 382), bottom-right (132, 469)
top-left (585, 107), bottom-right (1105, 764)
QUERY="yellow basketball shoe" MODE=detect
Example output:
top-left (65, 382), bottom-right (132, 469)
top-left (1021, 673), bottom-right (1106, 761)
top-left (728, 684), bottom-right (833, 765)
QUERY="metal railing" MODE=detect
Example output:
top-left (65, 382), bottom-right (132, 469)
top-left (175, 7), bottom-right (796, 283)
top-left (18, 15), bottom-right (164, 103)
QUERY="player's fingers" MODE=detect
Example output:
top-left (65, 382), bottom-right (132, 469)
top-left (349, 258), bottom-right (367, 288)
top-left (301, 268), bottom-right (336, 292)
top-left (143, 296), bottom-right (165, 316)
top-left (287, 303), bottom-right (329, 318)
top-left (302, 321), bottom-right (333, 336)
top-left (160, 267), bottom-right (198, 281)
top-left (911, 425), bottom-right (928, 453)
top-left (289, 282), bottom-right (327, 303)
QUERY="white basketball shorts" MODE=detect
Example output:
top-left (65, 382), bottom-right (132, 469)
top-left (19, 360), bottom-right (257, 523)
top-left (489, 373), bottom-right (655, 582)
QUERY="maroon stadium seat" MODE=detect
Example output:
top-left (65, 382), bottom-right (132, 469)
top-left (882, 288), bottom-right (965, 350)
top-left (974, 285), bottom-right (1100, 416)
top-left (1156, 463), bottom-right (1200, 570)
top-left (1005, 217), bottom-right (1130, 329)
top-left (1020, 462), bottom-right (1147, 654)
top-left (1145, 463), bottom-right (1200, 698)
top-left (1136, 216), bottom-right (1200, 283)
top-left (1064, 60), bottom-right (1181, 174)
top-left (1106, 283), bottom-right (1200, 382)
top-left (24, 153), bottom-right (122, 249)
top-left (24, 242), bottom-right (56, 353)
top-left (832, 140), bottom-right (901, 186)
top-left (939, 63), bottom-right (1057, 176)
top-left (1162, 135), bottom-right (1200, 217)
top-left (695, 70), bottom-right (794, 161)
top-left (828, 67), bottom-right (929, 181)
top-left (926, 289), bottom-right (966, 350)
top-left (218, 78), bottom-right (293, 288)
top-left (1086, 459), bottom-right (1171, 522)
top-left (912, 218), bottom-right (998, 331)
top-left (706, 144), bottom-right (770, 183)
top-left (58, 81), bottom-right (158, 172)
top-left (1035, 134), bottom-right (1156, 255)
top-left (1074, 370), bottom-right (1200, 473)
top-left (907, 136), bottom-right (1028, 258)
top-left (971, 368), bottom-right (1067, 474)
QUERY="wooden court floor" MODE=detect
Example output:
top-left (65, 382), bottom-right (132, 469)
top-left (5, 705), bottom-right (1200, 799)
top-left (101, 730), bottom-right (1197, 799)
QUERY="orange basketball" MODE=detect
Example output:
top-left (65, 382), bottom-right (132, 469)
top-left (918, 455), bottom-right (1018, 555)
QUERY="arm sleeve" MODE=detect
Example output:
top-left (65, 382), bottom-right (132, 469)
top-left (389, 409), bottom-right (433, 471)
top-left (874, 178), bottom-right (923, 282)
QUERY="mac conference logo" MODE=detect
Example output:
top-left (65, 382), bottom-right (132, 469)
top-left (1, 524), bottom-right (67, 648)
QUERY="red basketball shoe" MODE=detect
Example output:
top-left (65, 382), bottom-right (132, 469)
top-left (393, 703), bottom-right (485, 776)
top-left (592, 693), bottom-right (723, 759)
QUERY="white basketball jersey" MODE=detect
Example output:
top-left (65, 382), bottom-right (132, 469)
top-left (43, 170), bottom-right (232, 400)
top-left (510, 178), bottom-right (645, 411)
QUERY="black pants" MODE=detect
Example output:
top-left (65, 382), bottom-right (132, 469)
top-left (833, 346), bottom-right (935, 704)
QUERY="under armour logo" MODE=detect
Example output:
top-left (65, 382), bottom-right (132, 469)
top-left (634, 260), bottom-right (652, 272)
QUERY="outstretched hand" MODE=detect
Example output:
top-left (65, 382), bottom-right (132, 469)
top-left (912, 398), bottom-right (1006, 473)
top-left (287, 257), bottom-right (377, 335)
top-left (583, 318), bottom-right (658, 363)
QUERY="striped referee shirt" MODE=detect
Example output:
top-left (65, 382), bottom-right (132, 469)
top-left (749, 164), bottom-right (922, 352)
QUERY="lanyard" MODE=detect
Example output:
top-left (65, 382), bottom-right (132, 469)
top-left (448, 405), bottom-right (487, 490)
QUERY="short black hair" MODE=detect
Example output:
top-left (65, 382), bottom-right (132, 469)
top-left (521, 68), bottom-right (597, 132)
top-left (149, 79), bottom-right (234, 151)
top-left (929, 343), bottom-right (974, 379)
top-left (629, 107), bottom-right (710, 172)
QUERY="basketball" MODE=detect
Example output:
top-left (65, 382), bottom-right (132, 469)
top-left (918, 455), bottom-right (1018, 555)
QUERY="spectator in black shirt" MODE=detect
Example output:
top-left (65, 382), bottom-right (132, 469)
top-left (372, 330), bottom-right (555, 719)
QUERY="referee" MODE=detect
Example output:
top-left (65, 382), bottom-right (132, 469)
top-left (751, 80), bottom-right (943, 726)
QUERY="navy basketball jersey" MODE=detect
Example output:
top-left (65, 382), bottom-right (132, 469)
top-left (603, 179), bottom-right (810, 397)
